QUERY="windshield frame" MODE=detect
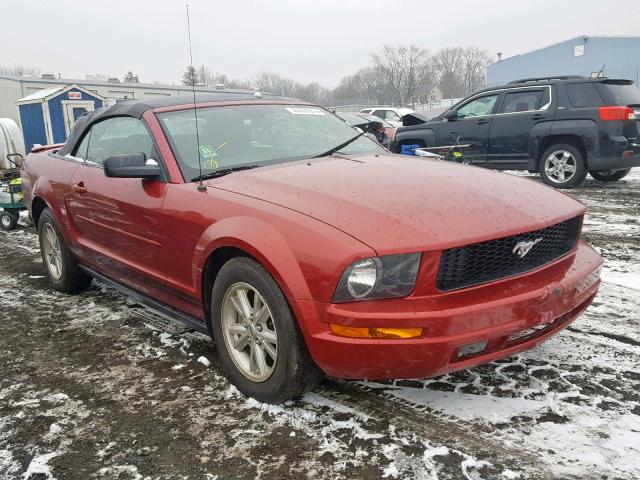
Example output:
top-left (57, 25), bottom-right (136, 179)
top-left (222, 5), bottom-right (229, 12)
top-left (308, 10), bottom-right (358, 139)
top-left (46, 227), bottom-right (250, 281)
top-left (155, 101), bottom-right (384, 183)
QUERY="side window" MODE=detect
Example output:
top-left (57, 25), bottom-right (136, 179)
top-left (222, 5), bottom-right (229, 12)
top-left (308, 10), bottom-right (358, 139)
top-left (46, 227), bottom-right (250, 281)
top-left (500, 90), bottom-right (544, 113)
top-left (86, 117), bottom-right (156, 166)
top-left (384, 110), bottom-right (401, 122)
top-left (371, 110), bottom-right (385, 120)
top-left (539, 87), bottom-right (551, 108)
top-left (73, 132), bottom-right (91, 160)
top-left (456, 94), bottom-right (499, 118)
top-left (566, 83), bottom-right (604, 108)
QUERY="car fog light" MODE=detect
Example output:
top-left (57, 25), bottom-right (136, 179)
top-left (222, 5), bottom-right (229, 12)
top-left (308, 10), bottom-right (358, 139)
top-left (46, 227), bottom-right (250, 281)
top-left (575, 266), bottom-right (602, 296)
top-left (456, 341), bottom-right (488, 358)
top-left (346, 258), bottom-right (380, 299)
top-left (329, 324), bottom-right (422, 339)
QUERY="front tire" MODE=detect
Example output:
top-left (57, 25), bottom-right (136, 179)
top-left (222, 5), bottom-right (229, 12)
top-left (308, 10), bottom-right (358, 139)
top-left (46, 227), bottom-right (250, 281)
top-left (589, 168), bottom-right (630, 182)
top-left (38, 208), bottom-right (92, 293)
top-left (210, 257), bottom-right (323, 403)
top-left (539, 144), bottom-right (587, 189)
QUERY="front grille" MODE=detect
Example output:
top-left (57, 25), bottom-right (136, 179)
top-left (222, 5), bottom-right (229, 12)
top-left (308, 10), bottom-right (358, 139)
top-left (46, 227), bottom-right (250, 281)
top-left (436, 216), bottom-right (582, 291)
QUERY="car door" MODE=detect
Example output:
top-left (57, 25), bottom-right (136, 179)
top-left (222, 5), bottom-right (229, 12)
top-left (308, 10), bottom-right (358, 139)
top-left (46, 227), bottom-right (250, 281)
top-left (487, 86), bottom-right (553, 169)
top-left (435, 92), bottom-right (501, 166)
top-left (66, 116), bottom-right (170, 296)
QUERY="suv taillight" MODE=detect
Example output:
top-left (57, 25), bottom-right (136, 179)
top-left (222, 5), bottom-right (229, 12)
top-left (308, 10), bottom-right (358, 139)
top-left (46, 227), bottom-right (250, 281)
top-left (598, 106), bottom-right (636, 121)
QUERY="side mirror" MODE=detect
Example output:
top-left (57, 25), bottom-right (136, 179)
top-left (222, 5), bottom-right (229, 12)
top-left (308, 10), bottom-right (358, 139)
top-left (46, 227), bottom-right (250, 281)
top-left (104, 153), bottom-right (163, 179)
top-left (444, 109), bottom-right (458, 120)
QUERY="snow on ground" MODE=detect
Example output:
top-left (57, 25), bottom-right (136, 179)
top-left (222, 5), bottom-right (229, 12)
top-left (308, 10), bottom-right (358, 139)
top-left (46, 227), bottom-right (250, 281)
top-left (0, 171), bottom-right (639, 479)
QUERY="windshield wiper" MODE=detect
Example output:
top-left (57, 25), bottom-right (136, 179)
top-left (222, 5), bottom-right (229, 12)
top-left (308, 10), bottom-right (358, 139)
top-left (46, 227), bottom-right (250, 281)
top-left (312, 130), bottom-right (367, 158)
top-left (191, 164), bottom-right (260, 182)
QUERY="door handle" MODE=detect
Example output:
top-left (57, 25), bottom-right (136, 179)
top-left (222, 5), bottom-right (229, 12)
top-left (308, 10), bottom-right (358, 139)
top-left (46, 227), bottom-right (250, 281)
top-left (531, 114), bottom-right (546, 120)
top-left (72, 182), bottom-right (87, 194)
top-left (476, 118), bottom-right (489, 125)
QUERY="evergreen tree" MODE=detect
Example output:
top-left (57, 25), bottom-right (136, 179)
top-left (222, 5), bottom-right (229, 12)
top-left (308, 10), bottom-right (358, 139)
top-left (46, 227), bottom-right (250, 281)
top-left (123, 71), bottom-right (139, 83)
top-left (182, 66), bottom-right (198, 86)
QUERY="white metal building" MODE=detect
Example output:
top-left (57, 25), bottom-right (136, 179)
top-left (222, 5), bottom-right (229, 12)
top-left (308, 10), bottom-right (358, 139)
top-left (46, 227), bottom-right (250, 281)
top-left (0, 75), bottom-right (250, 128)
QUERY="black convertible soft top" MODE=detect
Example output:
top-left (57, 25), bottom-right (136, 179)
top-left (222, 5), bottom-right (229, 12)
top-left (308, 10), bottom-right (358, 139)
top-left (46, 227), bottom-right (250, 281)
top-left (59, 92), bottom-right (290, 155)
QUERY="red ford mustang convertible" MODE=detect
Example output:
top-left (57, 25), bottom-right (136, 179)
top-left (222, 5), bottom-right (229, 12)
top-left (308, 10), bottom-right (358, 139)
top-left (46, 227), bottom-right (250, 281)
top-left (21, 93), bottom-right (603, 403)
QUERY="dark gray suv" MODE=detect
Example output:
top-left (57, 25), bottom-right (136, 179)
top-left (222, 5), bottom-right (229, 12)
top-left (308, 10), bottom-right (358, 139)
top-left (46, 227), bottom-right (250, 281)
top-left (393, 76), bottom-right (640, 188)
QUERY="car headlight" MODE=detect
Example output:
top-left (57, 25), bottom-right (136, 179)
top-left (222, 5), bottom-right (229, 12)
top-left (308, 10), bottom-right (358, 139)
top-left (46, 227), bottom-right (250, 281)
top-left (333, 253), bottom-right (421, 302)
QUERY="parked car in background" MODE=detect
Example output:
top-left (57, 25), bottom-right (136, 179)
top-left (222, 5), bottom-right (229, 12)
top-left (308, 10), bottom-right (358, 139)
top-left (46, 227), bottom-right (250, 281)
top-left (359, 107), bottom-right (414, 128)
top-left (392, 76), bottom-right (640, 188)
top-left (336, 112), bottom-right (395, 148)
top-left (22, 94), bottom-right (602, 403)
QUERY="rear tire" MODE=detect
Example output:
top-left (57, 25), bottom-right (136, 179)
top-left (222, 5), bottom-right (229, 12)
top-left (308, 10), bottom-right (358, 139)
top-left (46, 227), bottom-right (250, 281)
top-left (538, 144), bottom-right (587, 189)
top-left (589, 168), bottom-right (630, 182)
top-left (210, 256), bottom-right (323, 403)
top-left (0, 210), bottom-right (18, 231)
top-left (38, 208), bottom-right (92, 293)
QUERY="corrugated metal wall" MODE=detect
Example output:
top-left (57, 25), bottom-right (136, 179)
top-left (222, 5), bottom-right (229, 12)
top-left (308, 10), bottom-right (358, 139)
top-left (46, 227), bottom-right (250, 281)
top-left (487, 36), bottom-right (640, 86)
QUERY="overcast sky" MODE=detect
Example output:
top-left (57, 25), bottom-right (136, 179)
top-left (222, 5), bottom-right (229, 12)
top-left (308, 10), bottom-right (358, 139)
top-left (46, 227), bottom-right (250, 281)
top-left (3, 0), bottom-right (637, 87)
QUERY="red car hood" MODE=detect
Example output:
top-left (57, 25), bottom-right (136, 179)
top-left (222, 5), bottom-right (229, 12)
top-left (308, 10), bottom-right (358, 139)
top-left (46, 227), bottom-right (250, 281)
top-left (212, 155), bottom-right (585, 254)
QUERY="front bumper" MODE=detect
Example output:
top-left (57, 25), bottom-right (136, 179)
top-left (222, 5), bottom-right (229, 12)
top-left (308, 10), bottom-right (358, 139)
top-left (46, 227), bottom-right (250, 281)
top-left (298, 240), bottom-right (603, 379)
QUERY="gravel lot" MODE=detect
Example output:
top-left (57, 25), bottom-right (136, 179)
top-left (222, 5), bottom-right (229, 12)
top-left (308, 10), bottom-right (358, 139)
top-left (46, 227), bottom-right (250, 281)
top-left (1, 171), bottom-right (639, 480)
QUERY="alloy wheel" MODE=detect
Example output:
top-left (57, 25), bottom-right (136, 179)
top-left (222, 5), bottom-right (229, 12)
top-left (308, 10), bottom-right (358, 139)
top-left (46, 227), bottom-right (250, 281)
top-left (1, 215), bottom-right (11, 228)
top-left (544, 150), bottom-right (577, 184)
top-left (42, 223), bottom-right (63, 280)
top-left (221, 282), bottom-right (278, 382)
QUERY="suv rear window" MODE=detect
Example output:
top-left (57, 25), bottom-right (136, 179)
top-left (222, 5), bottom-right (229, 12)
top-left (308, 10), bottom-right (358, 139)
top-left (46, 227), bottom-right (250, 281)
top-left (597, 82), bottom-right (640, 106)
top-left (566, 83), bottom-right (604, 108)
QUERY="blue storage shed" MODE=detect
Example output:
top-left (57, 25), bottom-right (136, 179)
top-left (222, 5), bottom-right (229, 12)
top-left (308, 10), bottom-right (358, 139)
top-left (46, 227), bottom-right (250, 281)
top-left (487, 36), bottom-right (640, 86)
top-left (16, 84), bottom-right (104, 150)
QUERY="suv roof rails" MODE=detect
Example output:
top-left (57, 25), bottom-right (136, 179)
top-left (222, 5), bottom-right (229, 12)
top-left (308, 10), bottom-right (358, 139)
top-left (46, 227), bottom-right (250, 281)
top-left (507, 75), bottom-right (586, 84)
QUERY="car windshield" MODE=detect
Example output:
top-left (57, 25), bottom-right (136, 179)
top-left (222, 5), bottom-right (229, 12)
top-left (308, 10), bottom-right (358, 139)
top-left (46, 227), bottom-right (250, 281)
top-left (157, 104), bottom-right (384, 181)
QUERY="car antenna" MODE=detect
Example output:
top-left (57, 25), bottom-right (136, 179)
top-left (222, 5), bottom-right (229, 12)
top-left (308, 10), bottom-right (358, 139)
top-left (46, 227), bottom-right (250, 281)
top-left (596, 64), bottom-right (606, 78)
top-left (186, 3), bottom-right (206, 192)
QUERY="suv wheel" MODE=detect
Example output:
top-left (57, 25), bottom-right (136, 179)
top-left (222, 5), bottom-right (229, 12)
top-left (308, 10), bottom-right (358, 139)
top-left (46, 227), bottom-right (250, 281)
top-left (210, 257), bottom-right (323, 403)
top-left (38, 208), bottom-right (93, 293)
top-left (589, 168), bottom-right (631, 182)
top-left (539, 144), bottom-right (587, 189)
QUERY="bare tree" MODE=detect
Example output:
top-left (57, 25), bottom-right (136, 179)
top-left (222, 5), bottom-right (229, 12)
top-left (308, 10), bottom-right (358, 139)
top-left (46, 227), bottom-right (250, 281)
top-left (196, 65), bottom-right (214, 86)
top-left (460, 46), bottom-right (492, 95)
top-left (371, 45), bottom-right (435, 106)
top-left (175, 43), bottom-right (491, 108)
top-left (196, 66), bottom-right (231, 88)
top-left (292, 82), bottom-right (330, 105)
top-left (0, 64), bottom-right (41, 77)
top-left (253, 71), bottom-right (295, 96)
top-left (434, 47), bottom-right (465, 98)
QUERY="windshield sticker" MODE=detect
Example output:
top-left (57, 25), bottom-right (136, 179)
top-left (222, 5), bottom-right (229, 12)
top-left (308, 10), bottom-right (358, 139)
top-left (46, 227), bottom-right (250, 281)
top-left (199, 144), bottom-right (217, 160)
top-left (286, 107), bottom-right (326, 115)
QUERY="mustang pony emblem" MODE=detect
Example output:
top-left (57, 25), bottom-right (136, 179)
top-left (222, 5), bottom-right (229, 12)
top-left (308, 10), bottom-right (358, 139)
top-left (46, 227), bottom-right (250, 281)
top-left (513, 238), bottom-right (543, 258)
